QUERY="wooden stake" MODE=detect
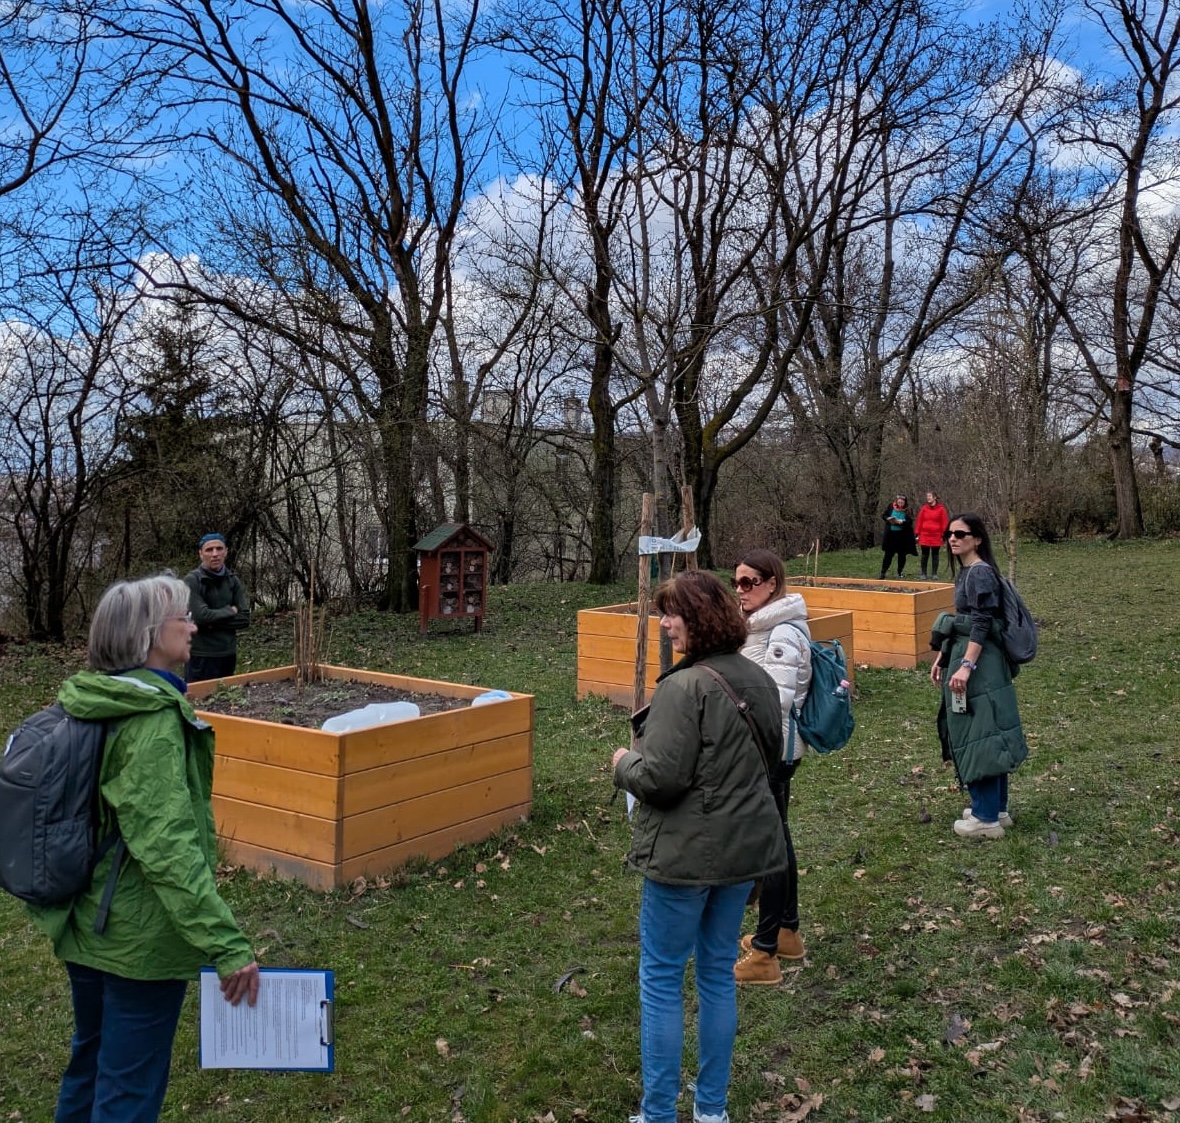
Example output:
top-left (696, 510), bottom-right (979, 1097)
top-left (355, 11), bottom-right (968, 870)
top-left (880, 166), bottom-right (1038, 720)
top-left (633, 493), bottom-right (655, 722)
top-left (680, 484), bottom-right (698, 571)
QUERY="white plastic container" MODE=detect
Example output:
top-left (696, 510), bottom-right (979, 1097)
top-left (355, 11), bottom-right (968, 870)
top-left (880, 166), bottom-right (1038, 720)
top-left (320, 700), bottom-right (421, 733)
top-left (469, 690), bottom-right (513, 707)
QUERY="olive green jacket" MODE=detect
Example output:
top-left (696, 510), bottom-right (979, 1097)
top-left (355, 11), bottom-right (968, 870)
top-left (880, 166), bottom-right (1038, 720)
top-left (28, 669), bottom-right (253, 981)
top-left (614, 652), bottom-right (788, 885)
top-left (931, 613), bottom-right (1028, 785)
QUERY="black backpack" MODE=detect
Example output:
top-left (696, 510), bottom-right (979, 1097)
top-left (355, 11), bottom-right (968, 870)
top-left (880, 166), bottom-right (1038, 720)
top-left (0, 703), bottom-right (124, 932)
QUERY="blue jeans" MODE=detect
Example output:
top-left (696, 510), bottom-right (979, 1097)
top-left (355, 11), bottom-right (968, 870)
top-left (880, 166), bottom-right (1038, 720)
top-left (638, 879), bottom-right (753, 1123)
top-left (968, 773), bottom-right (1009, 823)
top-left (55, 962), bottom-right (188, 1123)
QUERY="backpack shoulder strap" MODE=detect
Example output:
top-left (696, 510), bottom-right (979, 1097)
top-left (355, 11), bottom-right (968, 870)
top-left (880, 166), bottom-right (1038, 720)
top-left (695, 664), bottom-right (774, 776)
top-left (91, 719), bottom-right (125, 936)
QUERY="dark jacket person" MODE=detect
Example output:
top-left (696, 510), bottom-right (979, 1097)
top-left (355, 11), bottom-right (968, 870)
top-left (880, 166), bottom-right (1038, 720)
top-left (184, 533), bottom-right (250, 683)
top-left (612, 570), bottom-right (786, 1123)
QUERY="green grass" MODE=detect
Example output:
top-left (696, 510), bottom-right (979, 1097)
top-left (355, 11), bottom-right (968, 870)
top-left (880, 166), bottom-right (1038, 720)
top-left (1, 539), bottom-right (1178, 1122)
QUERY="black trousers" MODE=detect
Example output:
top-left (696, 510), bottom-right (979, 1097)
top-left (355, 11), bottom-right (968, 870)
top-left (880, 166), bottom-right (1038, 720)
top-left (920, 545), bottom-right (941, 576)
top-left (750, 761), bottom-right (799, 954)
top-left (880, 545), bottom-right (908, 577)
top-left (184, 652), bottom-right (237, 683)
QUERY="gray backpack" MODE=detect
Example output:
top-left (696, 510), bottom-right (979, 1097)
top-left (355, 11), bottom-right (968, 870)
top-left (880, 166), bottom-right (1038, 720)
top-left (998, 576), bottom-right (1038, 665)
top-left (0, 704), bottom-right (124, 931)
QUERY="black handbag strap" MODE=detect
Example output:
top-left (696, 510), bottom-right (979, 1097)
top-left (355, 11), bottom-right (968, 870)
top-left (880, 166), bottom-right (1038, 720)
top-left (696, 664), bottom-right (774, 778)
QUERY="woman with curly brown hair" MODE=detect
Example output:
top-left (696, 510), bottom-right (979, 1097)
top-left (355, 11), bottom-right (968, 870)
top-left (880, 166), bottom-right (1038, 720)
top-left (613, 570), bottom-right (786, 1123)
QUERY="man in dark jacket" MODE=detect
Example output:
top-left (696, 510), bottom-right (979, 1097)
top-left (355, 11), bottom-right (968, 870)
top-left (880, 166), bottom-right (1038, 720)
top-left (184, 533), bottom-right (250, 682)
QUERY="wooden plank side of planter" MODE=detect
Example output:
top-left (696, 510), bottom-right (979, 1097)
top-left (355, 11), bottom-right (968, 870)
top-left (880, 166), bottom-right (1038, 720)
top-left (217, 839), bottom-right (339, 891)
top-left (577, 657), bottom-right (659, 705)
top-left (577, 603), bottom-right (856, 703)
top-left (212, 794), bottom-right (339, 864)
top-left (318, 664), bottom-right (493, 699)
top-left (214, 755), bottom-right (341, 819)
top-left (201, 717), bottom-right (342, 776)
top-left (340, 768), bottom-right (533, 861)
top-left (576, 604), bottom-right (661, 705)
top-left (340, 731), bottom-right (533, 816)
top-left (785, 582), bottom-right (953, 668)
top-left (576, 605), bottom-right (661, 638)
top-left (186, 666), bottom-right (305, 695)
top-left (194, 666), bottom-right (535, 889)
top-left (578, 633), bottom-right (662, 666)
top-left (339, 697), bottom-right (533, 774)
top-left (338, 803), bottom-right (532, 884)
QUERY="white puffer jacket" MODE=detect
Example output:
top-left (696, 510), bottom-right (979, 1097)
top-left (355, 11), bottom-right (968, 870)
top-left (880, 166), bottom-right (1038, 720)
top-left (740, 594), bottom-right (813, 762)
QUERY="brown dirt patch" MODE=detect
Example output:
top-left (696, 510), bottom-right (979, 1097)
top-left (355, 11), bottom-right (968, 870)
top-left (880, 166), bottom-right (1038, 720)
top-left (196, 677), bottom-right (466, 728)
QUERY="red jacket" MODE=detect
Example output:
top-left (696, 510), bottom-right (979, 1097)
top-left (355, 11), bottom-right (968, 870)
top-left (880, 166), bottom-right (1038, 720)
top-left (915, 502), bottom-right (949, 547)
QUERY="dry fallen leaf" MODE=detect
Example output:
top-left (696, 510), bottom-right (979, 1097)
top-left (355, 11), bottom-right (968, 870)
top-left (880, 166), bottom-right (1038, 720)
top-left (868, 1046), bottom-right (886, 1063)
top-left (915, 1093), bottom-right (936, 1112)
top-left (435, 1037), bottom-right (450, 1058)
top-left (944, 1012), bottom-right (970, 1045)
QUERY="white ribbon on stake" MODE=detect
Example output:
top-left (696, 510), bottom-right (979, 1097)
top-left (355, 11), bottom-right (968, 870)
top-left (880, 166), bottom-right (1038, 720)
top-left (638, 527), bottom-right (702, 555)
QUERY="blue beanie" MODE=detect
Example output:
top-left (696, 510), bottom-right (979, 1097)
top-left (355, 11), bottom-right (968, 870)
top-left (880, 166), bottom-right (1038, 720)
top-left (198, 533), bottom-right (227, 548)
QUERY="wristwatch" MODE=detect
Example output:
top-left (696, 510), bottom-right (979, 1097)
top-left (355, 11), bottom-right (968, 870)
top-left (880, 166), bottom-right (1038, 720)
top-left (960, 659), bottom-right (977, 671)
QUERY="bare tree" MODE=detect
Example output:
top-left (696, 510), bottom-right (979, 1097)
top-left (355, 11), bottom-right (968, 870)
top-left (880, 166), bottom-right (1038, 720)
top-left (1011, 0), bottom-right (1180, 538)
top-left (0, 233), bottom-right (139, 639)
top-left (495, 0), bottom-right (676, 582)
top-left (0, 0), bottom-right (161, 202)
top-left (108, 0), bottom-right (493, 611)
top-left (769, 0), bottom-right (1051, 546)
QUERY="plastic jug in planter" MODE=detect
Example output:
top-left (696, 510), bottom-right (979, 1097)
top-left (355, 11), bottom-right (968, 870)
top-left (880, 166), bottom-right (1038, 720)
top-left (321, 701), bottom-right (421, 733)
top-left (470, 690), bottom-right (513, 707)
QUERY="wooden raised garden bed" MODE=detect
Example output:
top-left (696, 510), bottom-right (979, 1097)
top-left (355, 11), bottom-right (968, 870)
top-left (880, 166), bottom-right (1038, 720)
top-left (784, 577), bottom-right (954, 669)
top-left (576, 602), bottom-right (856, 708)
top-left (187, 664), bottom-right (534, 890)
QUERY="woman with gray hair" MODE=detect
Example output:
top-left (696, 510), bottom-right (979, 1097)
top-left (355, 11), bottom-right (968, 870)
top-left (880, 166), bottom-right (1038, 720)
top-left (28, 573), bottom-right (259, 1123)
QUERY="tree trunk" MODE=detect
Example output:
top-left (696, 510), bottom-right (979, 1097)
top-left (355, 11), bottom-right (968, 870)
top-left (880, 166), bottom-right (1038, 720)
top-left (587, 335), bottom-right (617, 584)
top-left (493, 512), bottom-right (515, 584)
top-left (1107, 387), bottom-right (1144, 538)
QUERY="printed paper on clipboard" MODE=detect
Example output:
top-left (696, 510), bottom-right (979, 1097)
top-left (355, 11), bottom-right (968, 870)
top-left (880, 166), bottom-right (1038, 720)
top-left (199, 967), bottom-right (334, 1071)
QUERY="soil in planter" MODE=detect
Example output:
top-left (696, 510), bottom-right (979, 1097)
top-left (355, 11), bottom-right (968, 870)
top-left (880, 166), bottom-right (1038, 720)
top-left (196, 678), bottom-right (465, 728)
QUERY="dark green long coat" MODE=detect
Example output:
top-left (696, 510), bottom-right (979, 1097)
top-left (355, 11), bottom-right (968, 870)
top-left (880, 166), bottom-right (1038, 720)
top-left (932, 613), bottom-right (1028, 785)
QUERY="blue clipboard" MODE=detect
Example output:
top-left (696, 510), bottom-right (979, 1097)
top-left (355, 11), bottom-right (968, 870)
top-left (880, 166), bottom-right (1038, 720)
top-left (198, 967), bottom-right (334, 1071)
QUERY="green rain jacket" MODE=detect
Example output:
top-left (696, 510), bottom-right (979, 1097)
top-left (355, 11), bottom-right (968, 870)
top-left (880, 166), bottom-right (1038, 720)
top-left (614, 652), bottom-right (788, 886)
top-left (931, 613), bottom-right (1028, 786)
top-left (28, 669), bottom-right (253, 981)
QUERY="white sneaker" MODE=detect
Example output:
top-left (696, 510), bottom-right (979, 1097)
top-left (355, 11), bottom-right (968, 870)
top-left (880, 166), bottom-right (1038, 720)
top-left (953, 815), bottom-right (1004, 839)
top-left (693, 1110), bottom-right (730, 1123)
top-left (963, 808), bottom-right (1014, 829)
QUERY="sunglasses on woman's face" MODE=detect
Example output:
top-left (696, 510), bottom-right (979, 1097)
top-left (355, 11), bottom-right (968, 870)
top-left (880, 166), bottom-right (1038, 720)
top-left (731, 575), bottom-right (765, 592)
top-left (948, 529), bottom-right (973, 539)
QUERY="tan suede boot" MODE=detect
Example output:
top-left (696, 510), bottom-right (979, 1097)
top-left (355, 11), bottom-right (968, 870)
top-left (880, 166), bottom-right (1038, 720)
top-left (734, 948), bottom-right (782, 985)
top-left (776, 929), bottom-right (806, 960)
top-left (739, 930), bottom-right (806, 960)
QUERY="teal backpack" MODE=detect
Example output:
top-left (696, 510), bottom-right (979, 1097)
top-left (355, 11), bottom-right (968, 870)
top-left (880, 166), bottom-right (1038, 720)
top-left (784, 624), bottom-right (855, 756)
